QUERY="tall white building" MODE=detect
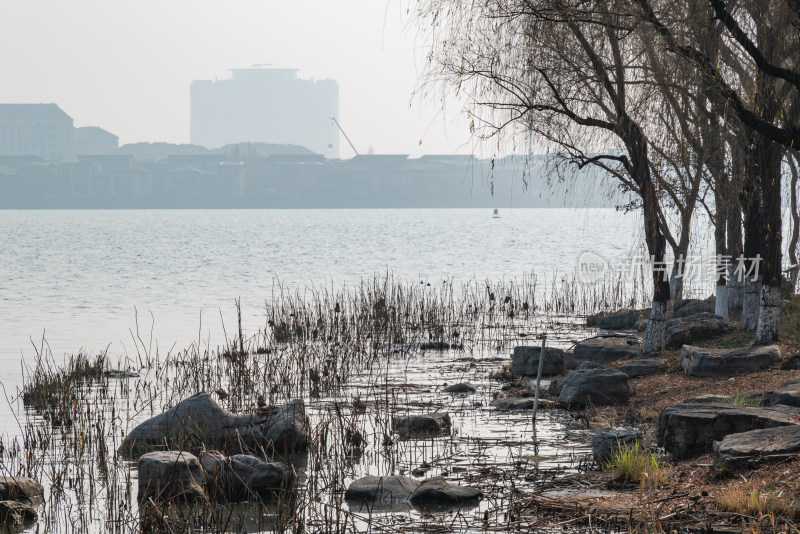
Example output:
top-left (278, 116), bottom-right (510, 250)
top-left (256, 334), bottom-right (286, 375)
top-left (190, 68), bottom-right (339, 158)
top-left (0, 104), bottom-right (74, 161)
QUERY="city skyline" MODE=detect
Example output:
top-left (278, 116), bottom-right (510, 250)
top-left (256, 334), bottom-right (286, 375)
top-left (1, 1), bottom-right (475, 157)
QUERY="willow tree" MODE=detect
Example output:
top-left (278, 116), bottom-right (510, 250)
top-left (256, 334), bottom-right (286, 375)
top-left (635, 0), bottom-right (800, 343)
top-left (418, 0), bottom-right (727, 352)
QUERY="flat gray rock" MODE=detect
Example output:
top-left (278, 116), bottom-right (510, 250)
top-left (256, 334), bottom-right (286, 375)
top-left (393, 413), bottom-right (451, 438)
top-left (665, 313), bottom-right (728, 347)
top-left (617, 359), bottom-right (666, 378)
top-left (137, 451), bottom-right (207, 502)
top-left (345, 475), bottom-right (419, 504)
top-left (592, 429), bottom-right (643, 465)
top-left (764, 386), bottom-right (800, 407)
top-left (655, 403), bottom-right (796, 460)
top-left (673, 298), bottom-right (715, 318)
top-left (714, 425), bottom-right (800, 470)
top-left (511, 346), bottom-right (565, 376)
top-left (410, 477), bottom-right (482, 507)
top-left (576, 361), bottom-right (605, 370)
top-left (681, 345), bottom-right (780, 376)
top-left (0, 477), bottom-right (43, 502)
top-left (442, 382), bottom-right (477, 394)
top-left (490, 397), bottom-right (557, 410)
top-left (558, 368), bottom-right (629, 407)
top-left (573, 334), bottom-right (641, 364)
top-left (118, 393), bottom-right (308, 459)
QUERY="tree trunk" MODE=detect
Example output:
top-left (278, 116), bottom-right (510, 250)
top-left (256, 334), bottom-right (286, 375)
top-left (641, 173), bottom-right (670, 355)
top-left (787, 153), bottom-right (799, 293)
top-left (740, 131), bottom-right (763, 330)
top-left (727, 206), bottom-right (744, 311)
top-left (755, 137), bottom-right (783, 344)
top-left (741, 277), bottom-right (762, 329)
top-left (669, 260), bottom-right (684, 303)
top-left (714, 195), bottom-right (729, 320)
top-left (727, 142), bottom-right (745, 311)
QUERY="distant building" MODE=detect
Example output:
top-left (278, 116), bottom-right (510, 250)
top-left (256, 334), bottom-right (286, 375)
top-left (191, 67), bottom-right (339, 158)
top-left (74, 126), bottom-right (119, 155)
top-left (0, 104), bottom-right (74, 161)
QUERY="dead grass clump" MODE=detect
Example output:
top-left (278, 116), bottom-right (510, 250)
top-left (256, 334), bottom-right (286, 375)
top-left (715, 484), bottom-right (798, 519)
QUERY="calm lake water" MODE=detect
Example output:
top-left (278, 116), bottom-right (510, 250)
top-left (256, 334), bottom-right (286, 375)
top-left (0, 208), bottom-right (654, 433)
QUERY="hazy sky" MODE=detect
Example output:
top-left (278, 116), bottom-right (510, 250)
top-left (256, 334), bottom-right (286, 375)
top-left (2, 1), bottom-right (477, 157)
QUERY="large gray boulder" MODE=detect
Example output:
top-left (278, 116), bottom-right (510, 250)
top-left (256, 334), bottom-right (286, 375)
top-left (673, 297), bottom-right (715, 318)
top-left (410, 477), bottom-right (482, 506)
top-left (681, 345), bottom-right (780, 377)
top-left (137, 451), bottom-right (207, 502)
top-left (573, 335), bottom-right (641, 364)
top-left (713, 425), bottom-right (800, 470)
top-left (655, 403), bottom-right (796, 460)
top-left (0, 477), bottom-right (43, 502)
top-left (665, 313), bottom-right (728, 347)
top-left (345, 475), bottom-right (419, 504)
top-left (511, 346), bottom-right (565, 376)
top-left (558, 368), bottom-right (629, 407)
top-left (618, 359), bottom-right (666, 378)
top-left (591, 429), bottom-right (643, 465)
top-left (118, 393), bottom-right (308, 459)
top-left (393, 413), bottom-right (451, 438)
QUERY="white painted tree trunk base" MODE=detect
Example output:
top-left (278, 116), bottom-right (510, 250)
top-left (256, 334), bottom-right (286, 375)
top-left (740, 277), bottom-right (762, 330)
top-left (643, 301), bottom-right (666, 355)
top-left (715, 284), bottom-right (729, 321)
top-left (755, 284), bottom-right (782, 344)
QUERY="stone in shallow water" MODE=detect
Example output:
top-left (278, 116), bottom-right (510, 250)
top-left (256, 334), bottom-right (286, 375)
top-left (410, 477), bottom-right (482, 507)
top-left (137, 451), bottom-right (207, 502)
top-left (573, 335), bottom-right (641, 364)
top-left (344, 475), bottom-right (419, 504)
top-left (490, 397), bottom-right (557, 410)
top-left (713, 424), bottom-right (800, 470)
top-left (442, 382), bottom-right (477, 394)
top-left (0, 476), bottom-right (43, 502)
top-left (558, 368), bottom-right (629, 407)
top-left (655, 403), bottom-right (796, 460)
top-left (595, 309), bottom-right (648, 330)
top-left (511, 346), bottom-right (565, 376)
top-left (680, 345), bottom-right (780, 377)
top-left (118, 392), bottom-right (308, 459)
top-left (0, 500), bottom-right (37, 527)
top-left (392, 413), bottom-right (451, 438)
top-left (591, 429), bottom-right (643, 465)
top-left (664, 313), bottom-right (728, 347)
top-left (617, 359), bottom-right (666, 378)
top-left (215, 454), bottom-right (295, 501)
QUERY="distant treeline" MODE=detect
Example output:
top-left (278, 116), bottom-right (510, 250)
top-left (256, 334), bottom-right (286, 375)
top-left (0, 152), bottom-right (625, 209)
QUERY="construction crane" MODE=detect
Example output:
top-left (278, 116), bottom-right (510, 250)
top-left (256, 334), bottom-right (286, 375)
top-left (330, 117), bottom-right (360, 156)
